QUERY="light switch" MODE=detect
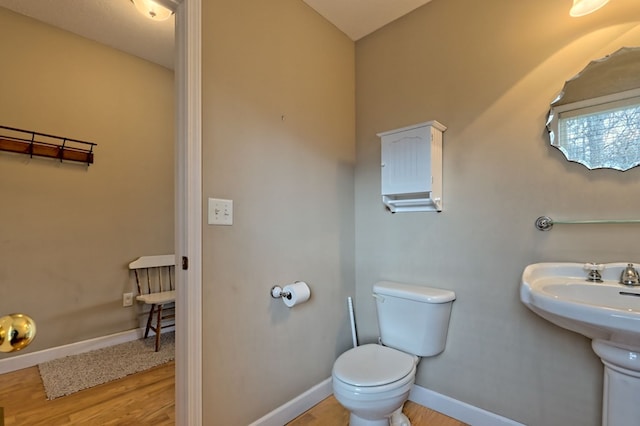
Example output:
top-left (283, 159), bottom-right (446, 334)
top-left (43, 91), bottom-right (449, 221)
top-left (208, 198), bottom-right (233, 225)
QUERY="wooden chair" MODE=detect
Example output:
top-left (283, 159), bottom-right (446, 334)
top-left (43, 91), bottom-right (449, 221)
top-left (129, 255), bottom-right (176, 351)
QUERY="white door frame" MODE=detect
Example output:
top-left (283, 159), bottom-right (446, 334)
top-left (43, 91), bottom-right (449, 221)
top-left (168, 0), bottom-right (203, 424)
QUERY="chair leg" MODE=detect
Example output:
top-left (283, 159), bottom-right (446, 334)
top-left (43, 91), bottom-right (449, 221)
top-left (154, 305), bottom-right (163, 352)
top-left (144, 304), bottom-right (156, 338)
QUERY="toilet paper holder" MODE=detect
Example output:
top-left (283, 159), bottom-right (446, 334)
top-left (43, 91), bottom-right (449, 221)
top-left (270, 281), bottom-right (311, 307)
top-left (270, 285), bottom-right (293, 300)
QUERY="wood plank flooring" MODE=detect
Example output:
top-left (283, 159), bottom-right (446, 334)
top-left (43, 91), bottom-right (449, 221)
top-left (0, 361), bottom-right (174, 425)
top-left (287, 395), bottom-right (467, 426)
top-left (0, 361), bottom-right (465, 425)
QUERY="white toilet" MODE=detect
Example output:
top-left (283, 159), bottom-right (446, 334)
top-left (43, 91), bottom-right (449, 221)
top-left (332, 281), bottom-right (455, 426)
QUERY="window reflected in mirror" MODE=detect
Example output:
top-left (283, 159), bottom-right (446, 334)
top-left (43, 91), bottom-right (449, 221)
top-left (546, 47), bottom-right (640, 171)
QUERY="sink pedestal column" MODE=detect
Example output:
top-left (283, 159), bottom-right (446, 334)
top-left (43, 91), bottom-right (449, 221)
top-left (592, 340), bottom-right (640, 426)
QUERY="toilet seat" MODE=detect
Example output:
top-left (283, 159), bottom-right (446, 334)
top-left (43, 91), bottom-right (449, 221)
top-left (333, 344), bottom-right (416, 387)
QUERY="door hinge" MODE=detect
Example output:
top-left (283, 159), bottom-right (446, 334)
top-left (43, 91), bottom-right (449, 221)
top-left (182, 256), bottom-right (189, 270)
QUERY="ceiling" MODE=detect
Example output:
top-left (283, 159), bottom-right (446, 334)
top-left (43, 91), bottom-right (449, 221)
top-left (0, 0), bottom-right (176, 68)
top-left (0, 0), bottom-right (433, 69)
top-left (302, 0), bottom-right (432, 40)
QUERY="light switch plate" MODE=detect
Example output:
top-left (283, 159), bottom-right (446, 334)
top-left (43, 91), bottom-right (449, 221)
top-left (208, 198), bottom-right (233, 225)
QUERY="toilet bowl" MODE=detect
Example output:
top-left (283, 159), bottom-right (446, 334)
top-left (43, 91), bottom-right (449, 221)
top-left (332, 281), bottom-right (455, 426)
top-left (332, 344), bottom-right (418, 426)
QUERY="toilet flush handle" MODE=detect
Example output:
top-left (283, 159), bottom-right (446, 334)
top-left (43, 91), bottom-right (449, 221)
top-left (372, 294), bottom-right (385, 303)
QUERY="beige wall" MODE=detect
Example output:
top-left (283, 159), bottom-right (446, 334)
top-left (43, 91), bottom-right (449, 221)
top-left (201, 0), bottom-right (355, 424)
top-left (0, 8), bottom-right (174, 352)
top-left (6, 1), bottom-right (639, 424)
top-left (355, 0), bottom-right (640, 425)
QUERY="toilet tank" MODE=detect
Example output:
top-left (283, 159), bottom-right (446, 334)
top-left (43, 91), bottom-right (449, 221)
top-left (374, 281), bottom-right (455, 357)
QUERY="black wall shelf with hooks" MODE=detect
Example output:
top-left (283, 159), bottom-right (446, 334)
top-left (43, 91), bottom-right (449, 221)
top-left (0, 125), bottom-right (97, 165)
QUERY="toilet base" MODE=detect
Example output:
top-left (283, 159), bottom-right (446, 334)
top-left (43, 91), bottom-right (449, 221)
top-left (390, 408), bottom-right (411, 426)
top-left (349, 413), bottom-right (390, 426)
top-left (348, 406), bottom-right (411, 426)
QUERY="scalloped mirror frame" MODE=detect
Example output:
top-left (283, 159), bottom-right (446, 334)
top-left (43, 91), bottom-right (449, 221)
top-left (546, 46), bottom-right (640, 171)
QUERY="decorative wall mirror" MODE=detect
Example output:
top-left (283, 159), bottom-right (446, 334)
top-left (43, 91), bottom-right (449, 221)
top-left (546, 47), bottom-right (640, 171)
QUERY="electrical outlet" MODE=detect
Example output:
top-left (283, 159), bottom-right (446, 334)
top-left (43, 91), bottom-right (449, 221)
top-left (208, 198), bottom-right (233, 225)
top-left (123, 292), bottom-right (133, 307)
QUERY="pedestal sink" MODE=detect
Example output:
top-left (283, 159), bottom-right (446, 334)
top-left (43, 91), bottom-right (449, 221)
top-left (521, 262), bottom-right (640, 426)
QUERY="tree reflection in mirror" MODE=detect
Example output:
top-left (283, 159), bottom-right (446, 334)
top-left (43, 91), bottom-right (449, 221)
top-left (546, 47), bottom-right (640, 171)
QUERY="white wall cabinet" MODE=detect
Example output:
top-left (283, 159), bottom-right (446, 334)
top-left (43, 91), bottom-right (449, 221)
top-left (378, 120), bottom-right (446, 212)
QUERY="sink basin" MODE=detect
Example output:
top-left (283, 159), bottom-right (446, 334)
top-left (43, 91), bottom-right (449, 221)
top-left (521, 262), bottom-right (640, 426)
top-left (521, 262), bottom-right (640, 345)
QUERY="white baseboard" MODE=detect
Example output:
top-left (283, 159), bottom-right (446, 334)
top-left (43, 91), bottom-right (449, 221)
top-left (0, 326), bottom-right (174, 375)
top-left (248, 378), bottom-right (524, 426)
top-left (409, 385), bottom-right (525, 426)
top-left (248, 378), bottom-right (333, 426)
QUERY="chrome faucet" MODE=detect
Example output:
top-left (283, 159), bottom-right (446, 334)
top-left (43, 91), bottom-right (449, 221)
top-left (620, 263), bottom-right (640, 286)
top-left (585, 263), bottom-right (603, 282)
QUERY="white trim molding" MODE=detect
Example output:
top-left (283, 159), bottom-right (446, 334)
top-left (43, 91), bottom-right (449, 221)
top-left (409, 385), bottom-right (525, 426)
top-left (174, 0), bottom-right (203, 425)
top-left (247, 378), bottom-right (524, 426)
top-left (0, 327), bottom-right (176, 375)
top-left (248, 379), bottom-right (333, 426)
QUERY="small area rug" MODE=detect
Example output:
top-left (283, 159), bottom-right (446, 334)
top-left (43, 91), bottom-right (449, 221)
top-left (38, 331), bottom-right (174, 400)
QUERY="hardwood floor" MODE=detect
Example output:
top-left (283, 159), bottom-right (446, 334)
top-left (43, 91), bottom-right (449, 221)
top-left (287, 395), bottom-right (468, 426)
top-left (0, 361), bottom-right (174, 425)
top-left (0, 362), bottom-right (465, 425)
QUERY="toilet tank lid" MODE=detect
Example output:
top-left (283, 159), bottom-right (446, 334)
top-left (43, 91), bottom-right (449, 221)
top-left (374, 281), bottom-right (455, 303)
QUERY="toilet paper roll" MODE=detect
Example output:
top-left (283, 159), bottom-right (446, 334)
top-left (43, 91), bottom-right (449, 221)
top-left (282, 281), bottom-right (311, 308)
